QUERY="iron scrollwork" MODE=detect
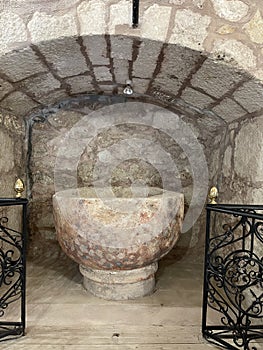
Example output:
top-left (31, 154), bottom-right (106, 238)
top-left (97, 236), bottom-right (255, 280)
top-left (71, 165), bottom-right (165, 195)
top-left (202, 205), bottom-right (263, 350)
top-left (0, 198), bottom-right (28, 341)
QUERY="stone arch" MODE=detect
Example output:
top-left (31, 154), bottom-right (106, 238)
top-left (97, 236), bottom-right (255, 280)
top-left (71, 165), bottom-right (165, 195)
top-left (0, 1), bottom-right (262, 258)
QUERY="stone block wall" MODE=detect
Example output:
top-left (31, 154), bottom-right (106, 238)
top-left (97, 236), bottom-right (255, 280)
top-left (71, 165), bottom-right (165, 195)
top-left (28, 97), bottom-right (226, 257)
top-left (221, 116), bottom-right (263, 204)
top-left (0, 0), bottom-right (261, 260)
top-left (220, 115), bottom-right (263, 256)
top-left (0, 112), bottom-right (25, 232)
top-left (0, 0), bottom-right (262, 81)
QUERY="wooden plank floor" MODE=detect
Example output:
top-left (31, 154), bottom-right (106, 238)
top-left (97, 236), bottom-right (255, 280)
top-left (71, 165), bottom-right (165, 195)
top-left (1, 253), bottom-right (258, 350)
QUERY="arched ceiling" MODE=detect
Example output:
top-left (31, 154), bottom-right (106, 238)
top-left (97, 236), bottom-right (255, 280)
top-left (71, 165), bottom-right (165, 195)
top-left (0, 34), bottom-right (262, 127)
top-left (0, 0), bottom-right (262, 127)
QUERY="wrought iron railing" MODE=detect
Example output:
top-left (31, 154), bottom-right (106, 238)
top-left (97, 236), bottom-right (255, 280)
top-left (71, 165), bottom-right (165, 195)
top-left (0, 198), bottom-right (28, 341)
top-left (202, 204), bottom-right (263, 350)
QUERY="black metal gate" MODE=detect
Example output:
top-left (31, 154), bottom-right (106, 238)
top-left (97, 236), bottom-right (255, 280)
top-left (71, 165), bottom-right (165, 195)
top-left (202, 204), bottom-right (263, 350)
top-left (0, 198), bottom-right (28, 341)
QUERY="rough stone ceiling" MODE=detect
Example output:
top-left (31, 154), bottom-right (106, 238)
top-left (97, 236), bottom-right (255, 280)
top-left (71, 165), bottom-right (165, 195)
top-left (0, 0), bottom-right (262, 128)
top-left (0, 35), bottom-right (262, 127)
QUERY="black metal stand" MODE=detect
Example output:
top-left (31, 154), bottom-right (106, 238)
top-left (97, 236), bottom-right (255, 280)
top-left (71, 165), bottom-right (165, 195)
top-left (0, 198), bottom-right (28, 341)
top-left (202, 204), bottom-right (263, 350)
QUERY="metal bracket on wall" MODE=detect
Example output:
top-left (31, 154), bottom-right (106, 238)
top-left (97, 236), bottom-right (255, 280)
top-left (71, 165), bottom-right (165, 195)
top-left (0, 198), bottom-right (28, 342)
top-left (132, 0), bottom-right (139, 28)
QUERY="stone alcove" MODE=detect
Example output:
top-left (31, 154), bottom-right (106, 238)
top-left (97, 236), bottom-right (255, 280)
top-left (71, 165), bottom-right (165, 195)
top-left (0, 1), bottom-right (262, 262)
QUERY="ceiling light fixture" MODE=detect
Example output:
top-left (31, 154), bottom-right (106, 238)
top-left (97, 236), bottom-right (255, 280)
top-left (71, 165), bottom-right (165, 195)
top-left (123, 80), bottom-right (134, 95)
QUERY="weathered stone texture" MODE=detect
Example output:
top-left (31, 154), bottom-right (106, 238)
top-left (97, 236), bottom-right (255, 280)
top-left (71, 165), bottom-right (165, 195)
top-left (0, 47), bottom-right (47, 82)
top-left (20, 73), bottom-right (61, 100)
top-left (131, 78), bottom-right (150, 94)
top-left (219, 115), bottom-right (263, 206)
top-left (170, 9), bottom-right (211, 50)
top-left (0, 0), bottom-right (262, 81)
top-left (0, 129), bottom-right (14, 173)
top-left (109, 0), bottom-right (131, 34)
top-left (191, 60), bottom-right (244, 98)
top-left (83, 36), bottom-right (109, 66)
top-left (77, 0), bottom-right (106, 35)
top-left (212, 40), bottom-right (257, 70)
top-left (64, 75), bottom-right (94, 95)
top-left (110, 36), bottom-right (133, 60)
top-left (222, 145), bottom-right (232, 179)
top-left (37, 38), bottom-right (88, 78)
top-left (0, 112), bottom-right (25, 219)
top-left (132, 41), bottom-right (163, 79)
top-left (0, 78), bottom-right (13, 100)
top-left (152, 45), bottom-right (202, 95)
top-left (212, 98), bottom-right (247, 122)
top-left (36, 89), bottom-right (68, 106)
top-left (28, 11), bottom-right (78, 42)
top-left (53, 187), bottom-right (184, 269)
top-left (93, 67), bottom-right (112, 82)
top-left (29, 108), bottom-right (89, 253)
top-left (0, 1), bottom-right (262, 262)
top-left (243, 10), bottom-right (263, 44)
top-left (27, 98), bottom-right (224, 258)
top-left (181, 87), bottom-right (215, 109)
top-left (234, 117), bottom-right (263, 183)
top-left (0, 32), bottom-right (261, 125)
top-left (233, 80), bottom-right (263, 113)
top-left (0, 91), bottom-right (39, 116)
top-left (141, 4), bottom-right (171, 42)
top-left (113, 60), bottom-right (129, 83)
top-left (210, 0), bottom-right (249, 22)
top-left (0, 11), bottom-right (27, 54)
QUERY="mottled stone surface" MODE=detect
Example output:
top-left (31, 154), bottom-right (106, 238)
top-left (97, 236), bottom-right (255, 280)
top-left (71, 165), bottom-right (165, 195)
top-left (0, 129), bottom-right (14, 173)
top-left (181, 87), bottom-right (215, 109)
top-left (64, 75), bottom-right (94, 95)
top-left (0, 91), bottom-right (39, 116)
top-left (132, 41), bottom-right (163, 79)
top-left (190, 60), bottom-right (244, 98)
top-left (0, 112), bottom-right (25, 232)
top-left (108, 0), bottom-right (131, 34)
top-left (0, 11), bottom-right (27, 54)
top-left (234, 118), bottom-right (263, 183)
top-left (80, 262), bottom-right (158, 300)
top-left (20, 73), bottom-right (61, 100)
top-left (93, 67), bottom-right (112, 82)
top-left (0, 0), bottom-right (262, 265)
top-left (152, 45), bottom-right (202, 96)
top-left (77, 0), bottom-right (106, 35)
top-left (0, 33), bottom-right (260, 125)
top-left (243, 10), bottom-right (263, 44)
top-left (141, 4), bottom-right (171, 42)
top-left (53, 187), bottom-right (184, 270)
top-left (37, 38), bottom-right (87, 78)
top-left (0, 78), bottom-right (13, 100)
top-left (170, 9), bottom-right (211, 50)
top-left (210, 0), bottom-right (249, 22)
top-left (233, 80), bottom-right (263, 113)
top-left (28, 98), bottom-right (222, 257)
top-left (83, 36), bottom-right (109, 66)
top-left (212, 98), bottom-right (247, 122)
top-left (28, 11), bottom-right (78, 42)
top-left (0, 47), bottom-right (47, 82)
top-left (0, 0), bottom-right (261, 80)
top-left (220, 115), bottom-right (263, 204)
top-left (212, 39), bottom-right (257, 70)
